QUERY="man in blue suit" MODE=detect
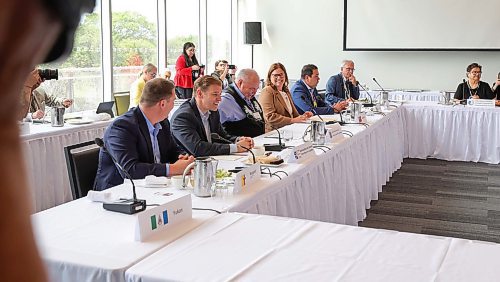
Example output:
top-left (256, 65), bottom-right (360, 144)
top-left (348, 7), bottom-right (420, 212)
top-left (94, 78), bottom-right (194, 190)
top-left (325, 60), bottom-right (360, 105)
top-left (291, 64), bottom-right (347, 115)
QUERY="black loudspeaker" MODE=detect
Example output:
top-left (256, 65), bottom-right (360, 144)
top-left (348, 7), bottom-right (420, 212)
top-left (244, 22), bottom-right (262, 45)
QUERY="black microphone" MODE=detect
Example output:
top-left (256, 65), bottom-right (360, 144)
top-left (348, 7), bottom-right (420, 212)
top-left (94, 138), bottom-right (146, 214)
top-left (358, 83), bottom-right (375, 107)
top-left (211, 133), bottom-right (256, 164)
top-left (263, 123), bottom-right (286, 152)
top-left (372, 77), bottom-right (386, 92)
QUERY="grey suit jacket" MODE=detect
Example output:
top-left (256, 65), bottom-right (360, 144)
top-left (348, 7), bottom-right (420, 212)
top-left (171, 98), bottom-right (237, 157)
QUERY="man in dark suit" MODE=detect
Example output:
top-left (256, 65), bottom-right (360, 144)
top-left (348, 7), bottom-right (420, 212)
top-left (94, 78), bottom-right (194, 191)
top-left (171, 75), bottom-right (254, 157)
top-left (291, 64), bottom-right (347, 115)
top-left (325, 60), bottom-right (360, 105)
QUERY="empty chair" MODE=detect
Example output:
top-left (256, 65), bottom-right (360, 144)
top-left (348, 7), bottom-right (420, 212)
top-left (64, 140), bottom-right (100, 199)
top-left (114, 92), bottom-right (130, 116)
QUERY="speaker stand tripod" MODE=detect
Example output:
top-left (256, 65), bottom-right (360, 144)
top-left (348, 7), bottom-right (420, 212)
top-left (251, 44), bottom-right (254, 68)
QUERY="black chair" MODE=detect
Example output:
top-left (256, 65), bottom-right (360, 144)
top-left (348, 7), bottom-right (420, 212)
top-left (64, 140), bottom-right (100, 199)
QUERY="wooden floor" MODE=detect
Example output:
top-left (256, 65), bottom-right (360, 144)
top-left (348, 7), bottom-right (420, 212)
top-left (359, 158), bottom-right (500, 243)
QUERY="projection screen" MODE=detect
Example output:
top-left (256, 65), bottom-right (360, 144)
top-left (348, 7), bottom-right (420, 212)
top-left (343, 0), bottom-right (500, 51)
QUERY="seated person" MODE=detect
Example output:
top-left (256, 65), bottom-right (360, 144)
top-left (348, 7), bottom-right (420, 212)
top-left (291, 64), bottom-right (347, 115)
top-left (163, 69), bottom-right (172, 80)
top-left (29, 87), bottom-right (72, 120)
top-left (19, 69), bottom-right (43, 120)
top-left (171, 75), bottom-right (254, 157)
top-left (94, 78), bottom-right (194, 191)
top-left (454, 63), bottom-right (494, 100)
top-left (259, 62), bottom-right (312, 132)
top-left (130, 63), bottom-right (157, 108)
top-left (218, 69), bottom-right (265, 137)
top-left (325, 60), bottom-right (360, 105)
top-left (211, 59), bottom-right (236, 89)
top-left (492, 72), bottom-right (500, 105)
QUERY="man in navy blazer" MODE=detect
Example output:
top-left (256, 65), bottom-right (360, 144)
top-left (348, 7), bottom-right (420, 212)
top-left (94, 78), bottom-right (194, 191)
top-left (325, 60), bottom-right (360, 105)
top-left (291, 64), bottom-right (348, 115)
top-left (171, 75), bottom-right (254, 157)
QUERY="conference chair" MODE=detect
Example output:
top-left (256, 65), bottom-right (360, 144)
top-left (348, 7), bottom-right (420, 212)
top-left (64, 140), bottom-right (100, 199)
top-left (114, 91), bottom-right (130, 116)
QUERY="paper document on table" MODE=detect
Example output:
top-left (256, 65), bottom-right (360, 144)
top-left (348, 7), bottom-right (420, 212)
top-left (211, 155), bottom-right (245, 161)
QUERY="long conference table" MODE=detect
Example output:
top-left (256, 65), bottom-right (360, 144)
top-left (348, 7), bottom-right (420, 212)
top-left (32, 101), bottom-right (500, 281)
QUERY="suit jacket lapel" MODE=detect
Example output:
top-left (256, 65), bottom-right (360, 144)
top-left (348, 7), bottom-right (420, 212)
top-left (134, 107), bottom-right (154, 162)
top-left (188, 98), bottom-right (208, 141)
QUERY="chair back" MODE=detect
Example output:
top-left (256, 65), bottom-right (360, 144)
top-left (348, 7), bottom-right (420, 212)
top-left (114, 92), bottom-right (130, 116)
top-left (64, 140), bottom-right (100, 199)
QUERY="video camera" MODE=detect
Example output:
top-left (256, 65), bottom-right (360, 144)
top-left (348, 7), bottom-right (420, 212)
top-left (38, 69), bottom-right (59, 80)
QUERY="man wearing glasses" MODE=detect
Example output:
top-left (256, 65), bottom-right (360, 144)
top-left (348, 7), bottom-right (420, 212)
top-left (325, 60), bottom-right (360, 106)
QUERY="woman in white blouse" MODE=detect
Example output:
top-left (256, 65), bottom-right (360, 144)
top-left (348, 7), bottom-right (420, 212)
top-left (258, 62), bottom-right (312, 132)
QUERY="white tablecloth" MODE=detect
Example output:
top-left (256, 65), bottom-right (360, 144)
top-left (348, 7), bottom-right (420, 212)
top-left (402, 102), bottom-right (500, 163)
top-left (126, 213), bottom-right (500, 282)
top-left (361, 90), bottom-right (443, 102)
top-left (32, 190), bottom-right (216, 282)
top-left (109, 108), bottom-right (404, 226)
top-left (21, 120), bottom-right (112, 212)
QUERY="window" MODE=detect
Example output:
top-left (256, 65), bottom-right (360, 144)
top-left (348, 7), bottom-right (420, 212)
top-left (207, 0), bottom-right (232, 74)
top-left (38, 3), bottom-right (102, 112)
top-left (166, 0), bottom-right (200, 75)
top-left (111, 0), bottom-right (158, 93)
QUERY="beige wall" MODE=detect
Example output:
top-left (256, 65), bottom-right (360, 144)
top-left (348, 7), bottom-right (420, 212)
top-left (234, 0), bottom-right (500, 91)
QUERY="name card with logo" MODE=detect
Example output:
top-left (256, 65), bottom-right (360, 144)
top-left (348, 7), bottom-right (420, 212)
top-left (234, 163), bottom-right (261, 193)
top-left (325, 123), bottom-right (345, 144)
top-left (134, 193), bottom-right (192, 242)
top-left (466, 99), bottom-right (495, 108)
top-left (287, 141), bottom-right (315, 163)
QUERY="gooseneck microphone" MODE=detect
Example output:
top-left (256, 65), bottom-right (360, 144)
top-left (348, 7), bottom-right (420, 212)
top-left (372, 77), bottom-right (386, 92)
top-left (263, 123), bottom-right (286, 151)
top-left (211, 133), bottom-right (256, 163)
top-left (358, 83), bottom-right (375, 107)
top-left (94, 138), bottom-right (146, 214)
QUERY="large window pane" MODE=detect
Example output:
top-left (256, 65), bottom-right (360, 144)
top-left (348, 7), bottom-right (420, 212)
top-left (111, 0), bottom-right (158, 93)
top-left (166, 0), bottom-right (200, 75)
top-left (39, 3), bottom-right (102, 112)
top-left (207, 0), bottom-right (232, 74)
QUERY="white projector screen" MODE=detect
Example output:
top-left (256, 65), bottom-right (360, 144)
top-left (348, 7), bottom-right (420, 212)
top-left (344, 0), bottom-right (500, 51)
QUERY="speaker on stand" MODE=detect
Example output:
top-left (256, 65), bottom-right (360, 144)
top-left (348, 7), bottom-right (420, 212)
top-left (244, 22), bottom-right (262, 68)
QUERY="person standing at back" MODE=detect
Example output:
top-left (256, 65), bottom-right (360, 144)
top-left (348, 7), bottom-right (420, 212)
top-left (130, 63), bottom-right (157, 108)
top-left (174, 42), bottom-right (204, 99)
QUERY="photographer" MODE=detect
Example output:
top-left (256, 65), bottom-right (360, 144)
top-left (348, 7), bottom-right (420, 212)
top-left (21, 68), bottom-right (73, 120)
top-left (211, 60), bottom-right (236, 89)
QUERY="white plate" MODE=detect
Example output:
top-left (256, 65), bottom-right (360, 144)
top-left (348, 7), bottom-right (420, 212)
top-left (66, 118), bottom-right (94, 125)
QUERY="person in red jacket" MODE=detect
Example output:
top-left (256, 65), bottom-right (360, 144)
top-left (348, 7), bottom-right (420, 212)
top-left (174, 42), bottom-right (204, 99)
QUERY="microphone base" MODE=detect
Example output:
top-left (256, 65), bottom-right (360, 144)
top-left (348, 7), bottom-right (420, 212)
top-left (103, 199), bottom-right (146, 214)
top-left (362, 103), bottom-right (376, 107)
top-left (264, 143), bottom-right (286, 151)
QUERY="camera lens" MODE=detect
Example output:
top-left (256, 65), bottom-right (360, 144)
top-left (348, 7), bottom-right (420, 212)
top-left (38, 69), bottom-right (59, 80)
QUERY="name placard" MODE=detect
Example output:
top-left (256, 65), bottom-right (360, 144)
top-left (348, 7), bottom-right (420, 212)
top-left (287, 141), bottom-right (315, 163)
top-left (466, 99), bottom-right (495, 108)
top-left (134, 193), bottom-right (192, 242)
top-left (234, 163), bottom-right (261, 193)
top-left (325, 123), bottom-right (345, 144)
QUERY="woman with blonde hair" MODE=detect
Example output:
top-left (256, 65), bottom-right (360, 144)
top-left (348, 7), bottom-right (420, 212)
top-left (258, 62), bottom-right (312, 132)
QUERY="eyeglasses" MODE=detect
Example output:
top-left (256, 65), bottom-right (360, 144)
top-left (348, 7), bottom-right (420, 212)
top-left (271, 73), bottom-right (284, 78)
top-left (470, 71), bottom-right (482, 75)
top-left (150, 73), bottom-right (157, 77)
top-left (344, 67), bottom-right (355, 72)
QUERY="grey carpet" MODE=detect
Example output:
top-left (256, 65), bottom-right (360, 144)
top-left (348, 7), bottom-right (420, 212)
top-left (359, 158), bottom-right (500, 243)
